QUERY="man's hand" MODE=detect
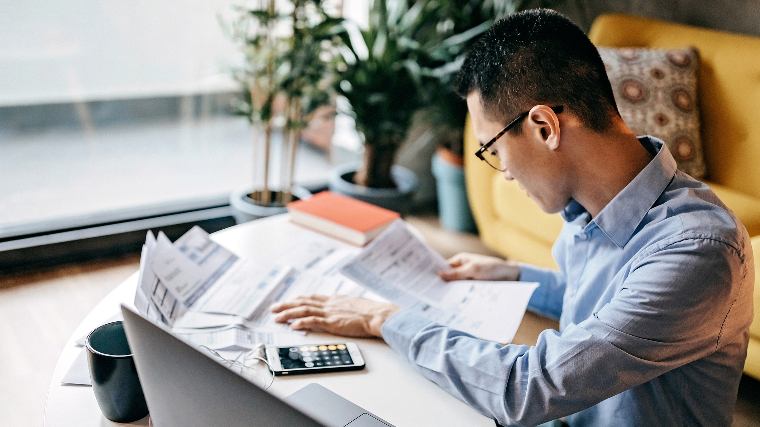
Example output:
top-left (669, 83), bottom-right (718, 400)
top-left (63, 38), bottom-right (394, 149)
top-left (438, 252), bottom-right (520, 281)
top-left (270, 295), bottom-right (399, 338)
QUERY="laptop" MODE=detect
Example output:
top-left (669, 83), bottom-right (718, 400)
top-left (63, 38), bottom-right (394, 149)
top-left (121, 305), bottom-right (393, 427)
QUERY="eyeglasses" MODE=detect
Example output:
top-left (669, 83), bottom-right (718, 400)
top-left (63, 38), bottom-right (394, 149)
top-left (474, 105), bottom-right (564, 171)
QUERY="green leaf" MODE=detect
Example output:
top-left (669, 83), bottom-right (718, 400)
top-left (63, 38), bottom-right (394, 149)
top-left (439, 21), bottom-right (491, 49)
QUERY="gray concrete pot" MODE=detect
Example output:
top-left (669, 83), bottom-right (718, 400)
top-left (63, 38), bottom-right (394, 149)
top-left (328, 163), bottom-right (418, 214)
top-left (229, 187), bottom-right (309, 224)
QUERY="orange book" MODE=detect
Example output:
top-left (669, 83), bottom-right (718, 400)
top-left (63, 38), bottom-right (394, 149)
top-left (287, 191), bottom-right (400, 246)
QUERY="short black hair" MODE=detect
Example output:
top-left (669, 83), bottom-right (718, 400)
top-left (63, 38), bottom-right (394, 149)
top-left (456, 9), bottom-right (619, 132)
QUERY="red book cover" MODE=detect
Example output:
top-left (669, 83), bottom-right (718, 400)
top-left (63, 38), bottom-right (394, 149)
top-left (287, 191), bottom-right (400, 245)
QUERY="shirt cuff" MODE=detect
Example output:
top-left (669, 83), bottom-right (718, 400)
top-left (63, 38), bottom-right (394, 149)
top-left (519, 264), bottom-right (561, 320)
top-left (380, 308), bottom-right (434, 355)
top-left (518, 263), bottom-right (548, 284)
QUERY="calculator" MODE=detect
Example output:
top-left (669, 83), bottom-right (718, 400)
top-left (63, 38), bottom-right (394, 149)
top-left (265, 342), bottom-right (365, 375)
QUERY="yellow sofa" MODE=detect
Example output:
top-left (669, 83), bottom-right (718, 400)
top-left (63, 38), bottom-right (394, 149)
top-left (464, 14), bottom-right (760, 379)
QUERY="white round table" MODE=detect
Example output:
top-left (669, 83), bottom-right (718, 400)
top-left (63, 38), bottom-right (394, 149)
top-left (44, 215), bottom-right (497, 427)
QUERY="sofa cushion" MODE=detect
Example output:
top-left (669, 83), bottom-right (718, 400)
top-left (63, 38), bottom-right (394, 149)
top-left (751, 236), bottom-right (760, 338)
top-left (708, 182), bottom-right (760, 237)
top-left (747, 235), bottom-right (760, 379)
top-left (590, 14), bottom-right (760, 200)
top-left (598, 47), bottom-right (706, 178)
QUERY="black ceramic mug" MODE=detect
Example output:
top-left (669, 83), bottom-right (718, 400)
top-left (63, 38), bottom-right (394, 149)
top-left (85, 321), bottom-right (149, 422)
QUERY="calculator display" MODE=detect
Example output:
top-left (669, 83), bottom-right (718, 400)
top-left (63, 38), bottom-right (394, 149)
top-left (278, 344), bottom-right (354, 369)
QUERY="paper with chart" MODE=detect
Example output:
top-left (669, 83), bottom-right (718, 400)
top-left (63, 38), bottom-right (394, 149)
top-left (340, 221), bottom-right (538, 343)
top-left (146, 228), bottom-right (292, 321)
top-left (134, 231), bottom-right (171, 323)
top-left (133, 227), bottom-right (304, 344)
top-left (134, 227), bottom-right (238, 324)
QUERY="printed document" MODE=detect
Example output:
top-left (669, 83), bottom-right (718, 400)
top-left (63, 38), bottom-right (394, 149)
top-left (340, 221), bottom-right (538, 342)
top-left (143, 227), bottom-right (292, 324)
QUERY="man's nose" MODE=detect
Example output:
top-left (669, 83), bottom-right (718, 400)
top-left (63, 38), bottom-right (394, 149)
top-left (502, 169), bottom-right (515, 180)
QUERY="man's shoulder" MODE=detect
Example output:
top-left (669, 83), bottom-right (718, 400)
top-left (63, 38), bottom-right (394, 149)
top-left (635, 172), bottom-right (746, 257)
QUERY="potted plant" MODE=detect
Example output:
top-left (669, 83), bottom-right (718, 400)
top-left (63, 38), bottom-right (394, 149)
top-left (328, 0), bottom-right (476, 213)
top-left (227, 0), bottom-right (346, 222)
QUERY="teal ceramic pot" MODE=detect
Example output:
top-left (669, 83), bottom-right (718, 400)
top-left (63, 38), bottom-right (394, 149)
top-left (431, 152), bottom-right (476, 232)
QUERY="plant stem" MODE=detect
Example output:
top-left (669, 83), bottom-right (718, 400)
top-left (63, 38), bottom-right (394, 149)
top-left (284, 99), bottom-right (302, 204)
top-left (262, 122), bottom-right (272, 205)
top-left (355, 143), bottom-right (396, 188)
top-left (262, 0), bottom-right (276, 206)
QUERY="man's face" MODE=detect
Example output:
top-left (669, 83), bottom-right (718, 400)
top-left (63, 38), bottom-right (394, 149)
top-left (466, 92), bottom-right (569, 214)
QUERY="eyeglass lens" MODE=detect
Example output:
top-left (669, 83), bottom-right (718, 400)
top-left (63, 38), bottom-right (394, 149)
top-left (484, 150), bottom-right (503, 171)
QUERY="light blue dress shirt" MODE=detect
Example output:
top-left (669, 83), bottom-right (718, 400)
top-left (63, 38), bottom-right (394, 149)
top-left (381, 137), bottom-right (754, 426)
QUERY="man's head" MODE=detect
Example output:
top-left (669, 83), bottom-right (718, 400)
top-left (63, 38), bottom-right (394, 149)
top-left (457, 9), bottom-right (624, 213)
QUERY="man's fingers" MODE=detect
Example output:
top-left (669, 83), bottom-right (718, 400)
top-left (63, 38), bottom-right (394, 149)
top-left (270, 301), bottom-right (321, 313)
top-left (440, 263), bottom-right (476, 281)
top-left (446, 254), bottom-right (466, 267)
top-left (270, 296), bottom-right (325, 313)
top-left (290, 316), bottom-right (327, 332)
top-left (273, 306), bottom-right (326, 323)
top-left (439, 269), bottom-right (460, 281)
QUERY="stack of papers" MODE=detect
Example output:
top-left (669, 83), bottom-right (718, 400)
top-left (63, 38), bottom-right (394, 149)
top-left (135, 227), bottom-right (288, 330)
top-left (133, 226), bottom-right (368, 352)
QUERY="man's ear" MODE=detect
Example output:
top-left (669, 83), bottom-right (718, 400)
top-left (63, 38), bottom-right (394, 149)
top-left (527, 105), bottom-right (561, 151)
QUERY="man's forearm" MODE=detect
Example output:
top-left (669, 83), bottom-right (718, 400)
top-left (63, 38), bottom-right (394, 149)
top-left (381, 309), bottom-right (530, 423)
top-left (519, 264), bottom-right (565, 320)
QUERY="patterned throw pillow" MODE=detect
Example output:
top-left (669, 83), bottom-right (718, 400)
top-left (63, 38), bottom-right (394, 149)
top-left (598, 47), bottom-right (706, 178)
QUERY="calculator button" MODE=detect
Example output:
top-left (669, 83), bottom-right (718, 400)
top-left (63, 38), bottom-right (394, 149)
top-left (305, 362), bottom-right (314, 368)
top-left (342, 359), bottom-right (352, 364)
top-left (325, 361), bottom-right (332, 365)
top-left (299, 346), bottom-right (309, 352)
top-left (288, 352), bottom-right (300, 360)
top-left (336, 344), bottom-right (346, 350)
top-left (303, 357), bottom-right (313, 362)
top-left (327, 345), bottom-right (337, 350)
top-left (318, 345), bottom-right (328, 351)
top-left (315, 362), bottom-right (324, 366)
top-left (309, 346), bottom-right (318, 352)
top-left (289, 347), bottom-right (299, 353)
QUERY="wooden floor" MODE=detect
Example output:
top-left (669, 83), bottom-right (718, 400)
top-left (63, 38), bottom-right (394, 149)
top-left (0, 254), bottom-right (139, 427)
top-left (1, 214), bottom-right (759, 426)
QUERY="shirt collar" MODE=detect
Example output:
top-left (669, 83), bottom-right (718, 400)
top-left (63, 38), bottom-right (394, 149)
top-left (563, 136), bottom-right (677, 248)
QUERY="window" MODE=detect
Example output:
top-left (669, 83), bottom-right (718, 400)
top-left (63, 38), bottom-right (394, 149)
top-left (0, 1), bottom-right (364, 270)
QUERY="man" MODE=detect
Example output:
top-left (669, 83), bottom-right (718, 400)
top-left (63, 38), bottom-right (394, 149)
top-left (271, 9), bottom-right (754, 426)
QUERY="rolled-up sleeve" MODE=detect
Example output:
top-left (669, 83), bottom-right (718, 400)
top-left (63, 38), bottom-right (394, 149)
top-left (381, 237), bottom-right (744, 426)
top-left (519, 265), bottom-right (565, 320)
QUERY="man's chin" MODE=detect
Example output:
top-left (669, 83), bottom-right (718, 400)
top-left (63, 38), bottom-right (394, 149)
top-left (534, 198), bottom-right (566, 215)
